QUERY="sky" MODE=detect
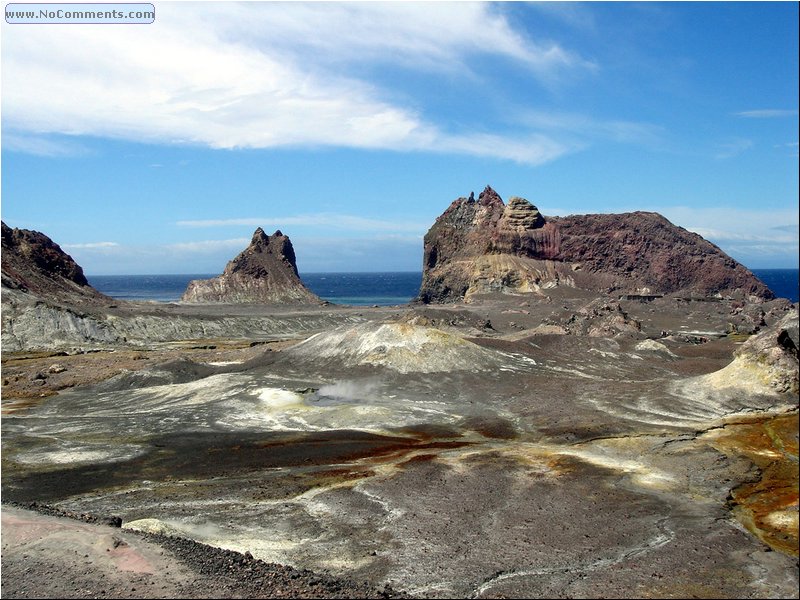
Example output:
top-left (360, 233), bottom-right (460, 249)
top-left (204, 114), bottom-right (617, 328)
top-left (1, 1), bottom-right (798, 274)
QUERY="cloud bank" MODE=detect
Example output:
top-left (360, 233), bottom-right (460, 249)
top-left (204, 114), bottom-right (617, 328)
top-left (1, 2), bottom-right (593, 165)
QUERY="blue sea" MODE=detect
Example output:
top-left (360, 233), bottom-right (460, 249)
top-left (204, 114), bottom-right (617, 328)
top-left (752, 269), bottom-right (799, 303)
top-left (88, 272), bottom-right (424, 306)
top-left (87, 269), bottom-right (798, 306)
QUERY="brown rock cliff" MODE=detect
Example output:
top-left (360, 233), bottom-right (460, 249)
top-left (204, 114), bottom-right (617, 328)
top-left (418, 187), bottom-right (773, 303)
top-left (181, 228), bottom-right (321, 304)
top-left (1, 221), bottom-right (111, 305)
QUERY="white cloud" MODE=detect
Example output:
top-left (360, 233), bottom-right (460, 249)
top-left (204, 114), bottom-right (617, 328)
top-left (735, 109), bottom-right (799, 118)
top-left (528, 2), bottom-right (597, 31)
top-left (1, 2), bottom-right (588, 165)
top-left (292, 235), bottom-right (422, 272)
top-left (2, 133), bottom-right (90, 157)
top-left (66, 233), bottom-right (423, 274)
top-left (661, 206), bottom-right (798, 237)
top-left (166, 238), bottom-right (250, 254)
top-left (519, 110), bottom-right (664, 147)
top-left (200, 2), bottom-right (594, 78)
top-left (774, 141), bottom-right (799, 157)
top-left (62, 241), bottom-right (119, 249)
top-left (687, 227), bottom-right (797, 244)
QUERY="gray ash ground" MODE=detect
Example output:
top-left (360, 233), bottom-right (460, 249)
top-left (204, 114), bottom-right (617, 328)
top-left (2, 292), bottom-right (798, 599)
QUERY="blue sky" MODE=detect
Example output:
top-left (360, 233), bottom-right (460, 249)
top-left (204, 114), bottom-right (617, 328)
top-left (1, 1), bottom-right (798, 274)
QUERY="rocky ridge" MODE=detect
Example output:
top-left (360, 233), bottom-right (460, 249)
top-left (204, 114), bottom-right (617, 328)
top-left (418, 186), bottom-right (774, 303)
top-left (1, 224), bottom-right (347, 351)
top-left (1, 221), bottom-right (111, 306)
top-left (181, 228), bottom-right (321, 304)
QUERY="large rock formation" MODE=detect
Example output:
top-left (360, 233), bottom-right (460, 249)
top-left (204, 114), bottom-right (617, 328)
top-left (1, 223), bottom-right (351, 351)
top-left (1, 221), bottom-right (111, 305)
top-left (418, 186), bottom-right (774, 303)
top-left (181, 228), bottom-right (321, 304)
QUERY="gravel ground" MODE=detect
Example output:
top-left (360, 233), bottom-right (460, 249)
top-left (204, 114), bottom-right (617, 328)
top-left (1, 503), bottom-right (410, 599)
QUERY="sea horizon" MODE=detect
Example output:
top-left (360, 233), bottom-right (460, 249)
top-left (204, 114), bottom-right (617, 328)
top-left (88, 271), bottom-right (425, 306)
top-left (88, 268), bottom-right (799, 305)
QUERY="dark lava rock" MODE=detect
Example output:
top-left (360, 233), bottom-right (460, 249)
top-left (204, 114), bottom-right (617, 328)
top-left (417, 187), bottom-right (774, 303)
top-left (181, 228), bottom-right (322, 304)
top-left (152, 535), bottom-right (410, 599)
top-left (1, 221), bottom-right (112, 305)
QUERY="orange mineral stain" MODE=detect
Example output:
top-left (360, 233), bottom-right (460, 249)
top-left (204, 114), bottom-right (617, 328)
top-left (707, 413), bottom-right (799, 557)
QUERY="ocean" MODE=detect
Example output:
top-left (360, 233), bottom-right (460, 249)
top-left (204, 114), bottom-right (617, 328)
top-left (88, 272), bottom-right (424, 306)
top-left (87, 269), bottom-right (799, 305)
top-left (752, 269), bottom-right (799, 303)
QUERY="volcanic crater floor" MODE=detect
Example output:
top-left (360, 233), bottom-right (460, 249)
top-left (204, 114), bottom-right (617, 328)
top-left (2, 295), bottom-right (798, 598)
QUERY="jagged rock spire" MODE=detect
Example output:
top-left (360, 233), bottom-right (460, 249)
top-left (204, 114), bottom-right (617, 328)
top-left (181, 228), bottom-right (320, 304)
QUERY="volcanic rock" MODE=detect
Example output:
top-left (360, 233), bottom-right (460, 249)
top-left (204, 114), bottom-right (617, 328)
top-left (729, 308), bottom-right (799, 395)
top-left (181, 228), bottom-right (321, 304)
top-left (551, 211), bottom-right (772, 299)
top-left (1, 221), bottom-right (111, 305)
top-left (690, 306), bottom-right (799, 399)
top-left (417, 187), bottom-right (774, 303)
top-left (562, 298), bottom-right (642, 338)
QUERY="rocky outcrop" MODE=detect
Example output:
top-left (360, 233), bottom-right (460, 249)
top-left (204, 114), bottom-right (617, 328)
top-left (550, 211), bottom-right (772, 299)
top-left (555, 298), bottom-right (642, 338)
top-left (731, 308), bottom-right (799, 395)
top-left (181, 229), bottom-right (321, 304)
top-left (692, 307), bottom-right (799, 398)
top-left (1, 223), bottom-right (347, 351)
top-left (1, 221), bottom-right (111, 305)
top-left (418, 187), bottom-right (774, 303)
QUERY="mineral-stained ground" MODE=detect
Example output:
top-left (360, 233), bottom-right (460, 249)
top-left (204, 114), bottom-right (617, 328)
top-left (2, 292), bottom-right (798, 599)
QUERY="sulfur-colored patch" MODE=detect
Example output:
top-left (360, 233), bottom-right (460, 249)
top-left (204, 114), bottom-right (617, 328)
top-left (258, 388), bottom-right (306, 409)
top-left (13, 444), bottom-right (145, 466)
top-left (123, 517), bottom-right (187, 537)
top-left (553, 445), bottom-right (678, 491)
top-left (765, 509), bottom-right (799, 531)
top-left (635, 339), bottom-right (678, 357)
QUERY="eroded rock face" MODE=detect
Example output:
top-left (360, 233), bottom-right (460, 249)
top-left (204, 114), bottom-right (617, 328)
top-left (551, 211), bottom-right (772, 299)
top-left (1, 221), bottom-right (110, 305)
top-left (181, 228), bottom-right (321, 304)
top-left (418, 187), bottom-right (774, 303)
top-left (732, 308), bottom-right (799, 395)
